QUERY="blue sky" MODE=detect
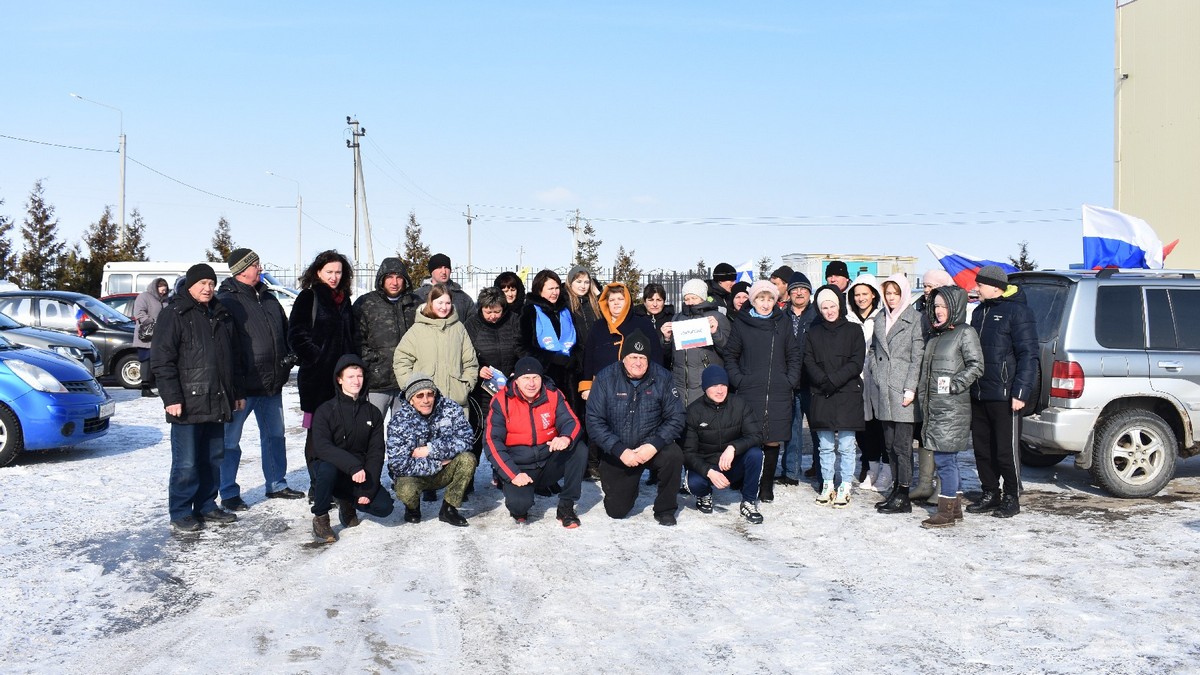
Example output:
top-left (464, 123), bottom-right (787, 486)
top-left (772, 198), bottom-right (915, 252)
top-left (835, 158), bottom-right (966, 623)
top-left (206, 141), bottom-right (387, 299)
top-left (0, 2), bottom-right (1114, 278)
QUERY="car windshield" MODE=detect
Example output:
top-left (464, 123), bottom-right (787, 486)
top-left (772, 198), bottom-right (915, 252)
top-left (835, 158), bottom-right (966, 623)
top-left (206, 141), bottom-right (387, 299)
top-left (0, 312), bottom-right (23, 330)
top-left (79, 297), bottom-right (134, 325)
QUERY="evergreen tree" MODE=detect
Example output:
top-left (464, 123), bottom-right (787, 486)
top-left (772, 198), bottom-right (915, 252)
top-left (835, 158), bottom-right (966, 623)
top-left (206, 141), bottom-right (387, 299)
top-left (56, 242), bottom-right (90, 293)
top-left (573, 219), bottom-right (601, 272)
top-left (0, 193), bottom-right (15, 281)
top-left (612, 246), bottom-right (642, 301)
top-left (1009, 241), bottom-right (1038, 271)
top-left (692, 258), bottom-right (709, 280)
top-left (758, 256), bottom-right (772, 278)
top-left (206, 216), bottom-right (237, 263)
top-left (400, 210), bottom-right (431, 286)
top-left (64, 206), bottom-right (121, 296)
top-left (16, 180), bottom-right (66, 290)
top-left (115, 207), bottom-right (149, 261)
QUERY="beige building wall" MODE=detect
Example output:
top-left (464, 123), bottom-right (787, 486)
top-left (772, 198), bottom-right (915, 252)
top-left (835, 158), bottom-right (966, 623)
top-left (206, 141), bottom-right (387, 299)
top-left (1114, 0), bottom-right (1200, 268)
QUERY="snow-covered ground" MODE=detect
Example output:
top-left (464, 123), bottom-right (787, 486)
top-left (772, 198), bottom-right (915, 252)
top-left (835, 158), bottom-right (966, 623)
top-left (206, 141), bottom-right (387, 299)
top-left (2, 380), bottom-right (1199, 674)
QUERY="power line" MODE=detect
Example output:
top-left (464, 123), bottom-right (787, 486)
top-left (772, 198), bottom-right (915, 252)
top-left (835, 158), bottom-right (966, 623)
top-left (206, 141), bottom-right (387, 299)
top-left (126, 156), bottom-right (289, 209)
top-left (0, 132), bottom-right (114, 153)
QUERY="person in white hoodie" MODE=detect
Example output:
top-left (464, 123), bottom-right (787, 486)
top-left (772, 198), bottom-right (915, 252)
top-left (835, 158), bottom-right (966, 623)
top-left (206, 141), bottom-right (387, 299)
top-left (846, 273), bottom-right (888, 491)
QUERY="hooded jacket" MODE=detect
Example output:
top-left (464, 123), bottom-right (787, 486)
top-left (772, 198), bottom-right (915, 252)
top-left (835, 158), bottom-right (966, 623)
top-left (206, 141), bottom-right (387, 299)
top-left (311, 354), bottom-right (386, 500)
top-left (352, 257), bottom-right (419, 391)
top-left (579, 283), bottom-right (662, 393)
top-left (969, 282), bottom-right (1039, 403)
top-left (385, 389), bottom-right (474, 479)
top-left (217, 274), bottom-right (291, 397)
top-left (864, 274), bottom-right (925, 423)
top-left (393, 305), bottom-right (479, 407)
top-left (132, 278), bottom-right (167, 349)
top-left (846, 273), bottom-right (883, 349)
top-left (803, 285), bottom-right (866, 431)
top-left (682, 392), bottom-right (762, 476)
top-left (724, 303), bottom-right (803, 442)
top-left (415, 278), bottom-right (475, 320)
top-left (669, 299), bottom-right (731, 406)
top-left (288, 282), bottom-right (359, 413)
top-left (151, 289), bottom-right (243, 425)
top-left (485, 378), bottom-right (580, 480)
top-left (918, 286), bottom-right (984, 453)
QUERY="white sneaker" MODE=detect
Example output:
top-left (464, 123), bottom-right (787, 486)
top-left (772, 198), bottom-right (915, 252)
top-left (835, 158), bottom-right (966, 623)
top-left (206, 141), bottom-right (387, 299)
top-left (832, 483), bottom-right (851, 508)
top-left (860, 461), bottom-right (880, 491)
top-left (874, 463), bottom-right (892, 493)
top-left (815, 481), bottom-right (835, 505)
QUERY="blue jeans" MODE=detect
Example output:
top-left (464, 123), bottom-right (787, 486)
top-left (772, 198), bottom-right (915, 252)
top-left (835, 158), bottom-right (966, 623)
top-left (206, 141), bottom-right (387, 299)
top-left (816, 430), bottom-right (858, 486)
top-left (782, 391), bottom-right (820, 478)
top-left (686, 447), bottom-right (764, 504)
top-left (934, 452), bottom-right (961, 497)
top-left (221, 393), bottom-right (289, 498)
top-left (169, 422), bottom-right (225, 521)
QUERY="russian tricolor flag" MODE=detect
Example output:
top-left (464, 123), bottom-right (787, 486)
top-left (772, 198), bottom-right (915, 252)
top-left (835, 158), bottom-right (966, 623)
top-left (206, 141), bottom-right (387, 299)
top-left (926, 243), bottom-right (1018, 291)
top-left (1082, 205), bottom-right (1175, 269)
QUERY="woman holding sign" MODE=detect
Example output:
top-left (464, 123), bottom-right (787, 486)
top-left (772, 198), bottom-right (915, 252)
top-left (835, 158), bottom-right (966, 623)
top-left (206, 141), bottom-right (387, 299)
top-left (663, 278), bottom-right (730, 407)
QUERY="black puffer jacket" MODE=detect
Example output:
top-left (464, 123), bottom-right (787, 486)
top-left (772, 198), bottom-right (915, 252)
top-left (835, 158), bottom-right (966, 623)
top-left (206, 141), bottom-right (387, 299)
top-left (707, 280), bottom-right (735, 315)
top-left (465, 303), bottom-right (524, 382)
top-left (151, 291), bottom-right (243, 425)
top-left (519, 293), bottom-right (577, 392)
top-left (288, 283), bottom-right (358, 412)
top-left (682, 393), bottom-right (762, 476)
top-left (216, 276), bottom-right (291, 396)
top-left (918, 286), bottom-right (984, 453)
top-left (352, 258), bottom-right (418, 391)
top-left (310, 354), bottom-right (386, 502)
top-left (724, 305), bottom-right (802, 443)
top-left (803, 285), bottom-right (866, 431)
top-left (969, 285), bottom-right (1039, 404)
top-left (416, 279), bottom-right (475, 320)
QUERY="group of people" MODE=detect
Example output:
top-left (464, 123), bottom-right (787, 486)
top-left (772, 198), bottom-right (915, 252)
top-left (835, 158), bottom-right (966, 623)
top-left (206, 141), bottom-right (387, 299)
top-left (144, 247), bottom-right (1038, 539)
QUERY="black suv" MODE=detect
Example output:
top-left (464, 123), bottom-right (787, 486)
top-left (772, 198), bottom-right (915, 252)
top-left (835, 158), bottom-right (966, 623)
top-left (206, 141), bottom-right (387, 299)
top-left (0, 291), bottom-right (141, 388)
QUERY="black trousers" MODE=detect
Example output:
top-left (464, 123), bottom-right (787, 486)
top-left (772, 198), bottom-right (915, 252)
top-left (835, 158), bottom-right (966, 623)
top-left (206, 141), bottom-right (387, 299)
top-left (599, 442), bottom-right (683, 518)
top-left (882, 421), bottom-right (914, 486)
top-left (309, 459), bottom-right (395, 518)
top-left (970, 399), bottom-right (1022, 495)
top-left (858, 418), bottom-right (886, 464)
top-left (500, 440), bottom-right (588, 518)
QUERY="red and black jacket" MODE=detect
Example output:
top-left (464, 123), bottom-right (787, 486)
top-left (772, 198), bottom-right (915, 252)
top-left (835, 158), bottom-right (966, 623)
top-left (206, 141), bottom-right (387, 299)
top-left (485, 380), bottom-right (580, 481)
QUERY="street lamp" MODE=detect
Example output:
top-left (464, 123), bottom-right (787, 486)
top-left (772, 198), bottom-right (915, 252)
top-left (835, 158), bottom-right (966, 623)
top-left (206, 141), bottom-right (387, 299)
top-left (266, 171), bottom-right (302, 276)
top-left (70, 93), bottom-right (126, 247)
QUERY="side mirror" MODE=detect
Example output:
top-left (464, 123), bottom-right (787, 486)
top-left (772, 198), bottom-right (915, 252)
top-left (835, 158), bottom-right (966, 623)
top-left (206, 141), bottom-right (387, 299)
top-left (78, 319), bottom-right (100, 336)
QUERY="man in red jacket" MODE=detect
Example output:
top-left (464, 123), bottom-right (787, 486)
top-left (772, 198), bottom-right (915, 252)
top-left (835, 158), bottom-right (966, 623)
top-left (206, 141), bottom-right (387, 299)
top-left (485, 357), bottom-right (586, 527)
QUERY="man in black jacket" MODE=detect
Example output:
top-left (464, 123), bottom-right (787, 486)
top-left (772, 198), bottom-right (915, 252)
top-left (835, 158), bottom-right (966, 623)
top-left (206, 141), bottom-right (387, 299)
top-left (309, 354), bottom-right (395, 542)
top-left (353, 257), bottom-right (418, 417)
top-left (683, 366), bottom-right (765, 524)
top-left (586, 331), bottom-right (686, 525)
top-left (217, 248), bottom-right (304, 511)
top-left (967, 266), bottom-right (1039, 518)
top-left (415, 253), bottom-right (474, 319)
top-left (706, 262), bottom-right (738, 315)
top-left (152, 264), bottom-right (246, 533)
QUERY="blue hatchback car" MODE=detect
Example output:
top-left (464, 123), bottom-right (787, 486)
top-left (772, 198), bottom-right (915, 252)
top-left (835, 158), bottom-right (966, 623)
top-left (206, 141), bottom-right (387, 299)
top-left (0, 333), bottom-right (114, 466)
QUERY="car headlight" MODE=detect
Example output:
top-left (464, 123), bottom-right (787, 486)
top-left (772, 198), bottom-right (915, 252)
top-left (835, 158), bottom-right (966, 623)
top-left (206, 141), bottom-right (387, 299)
top-left (52, 345), bottom-right (84, 360)
top-left (4, 360), bottom-right (69, 393)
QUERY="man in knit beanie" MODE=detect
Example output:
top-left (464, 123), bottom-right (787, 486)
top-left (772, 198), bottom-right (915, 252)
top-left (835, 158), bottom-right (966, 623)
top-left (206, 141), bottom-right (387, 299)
top-left (707, 262), bottom-right (738, 315)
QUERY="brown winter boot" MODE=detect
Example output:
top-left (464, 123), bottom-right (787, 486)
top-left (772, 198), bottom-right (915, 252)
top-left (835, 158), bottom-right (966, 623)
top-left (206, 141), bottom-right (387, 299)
top-left (921, 497), bottom-right (957, 529)
top-left (953, 493), bottom-right (964, 521)
top-left (336, 499), bottom-right (360, 528)
top-left (312, 513), bottom-right (337, 543)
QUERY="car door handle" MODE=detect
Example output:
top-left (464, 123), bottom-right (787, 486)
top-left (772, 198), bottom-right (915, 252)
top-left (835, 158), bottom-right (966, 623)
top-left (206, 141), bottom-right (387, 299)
top-left (1157, 361), bottom-right (1183, 371)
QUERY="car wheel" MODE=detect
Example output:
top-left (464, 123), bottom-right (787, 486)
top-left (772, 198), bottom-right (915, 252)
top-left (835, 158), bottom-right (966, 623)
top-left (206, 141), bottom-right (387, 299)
top-left (116, 353), bottom-right (142, 389)
top-left (1089, 409), bottom-right (1177, 498)
top-left (1019, 442), bottom-right (1069, 468)
top-left (0, 404), bottom-right (25, 467)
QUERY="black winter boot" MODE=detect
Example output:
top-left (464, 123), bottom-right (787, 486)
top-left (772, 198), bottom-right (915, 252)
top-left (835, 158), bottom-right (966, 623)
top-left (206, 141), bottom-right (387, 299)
top-left (966, 490), bottom-right (1002, 514)
top-left (992, 493), bottom-right (1020, 518)
top-left (759, 446), bottom-right (779, 503)
top-left (876, 486), bottom-right (912, 514)
top-left (439, 501), bottom-right (469, 527)
top-left (876, 477), bottom-right (899, 509)
top-left (336, 499), bottom-right (360, 528)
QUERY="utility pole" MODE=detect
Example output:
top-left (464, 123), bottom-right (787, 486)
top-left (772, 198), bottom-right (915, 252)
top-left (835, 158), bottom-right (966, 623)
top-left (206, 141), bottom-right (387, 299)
top-left (517, 245), bottom-right (525, 269)
top-left (346, 117), bottom-right (375, 266)
top-left (463, 205), bottom-right (474, 271)
top-left (567, 208), bottom-right (581, 263)
top-left (70, 93), bottom-right (125, 248)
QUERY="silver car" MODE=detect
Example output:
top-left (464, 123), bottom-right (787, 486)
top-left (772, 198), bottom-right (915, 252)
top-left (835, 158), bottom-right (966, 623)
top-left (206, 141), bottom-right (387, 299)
top-left (0, 311), bottom-right (103, 377)
top-left (1018, 268), bottom-right (1200, 498)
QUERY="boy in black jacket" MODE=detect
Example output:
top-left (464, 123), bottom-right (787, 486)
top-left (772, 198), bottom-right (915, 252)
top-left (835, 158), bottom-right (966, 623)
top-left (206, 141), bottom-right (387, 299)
top-left (682, 365), bottom-right (765, 524)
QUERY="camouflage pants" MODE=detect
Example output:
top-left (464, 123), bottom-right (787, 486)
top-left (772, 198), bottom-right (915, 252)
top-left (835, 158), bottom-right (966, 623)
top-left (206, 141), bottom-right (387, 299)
top-left (392, 452), bottom-right (478, 509)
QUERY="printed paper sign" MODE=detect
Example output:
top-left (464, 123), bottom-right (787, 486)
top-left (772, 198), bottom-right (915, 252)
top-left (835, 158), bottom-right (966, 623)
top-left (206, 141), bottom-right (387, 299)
top-left (673, 317), bottom-right (713, 350)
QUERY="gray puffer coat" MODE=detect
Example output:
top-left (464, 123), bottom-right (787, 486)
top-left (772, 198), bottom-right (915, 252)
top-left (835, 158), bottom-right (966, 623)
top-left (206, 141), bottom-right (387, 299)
top-left (917, 286), bottom-right (984, 453)
top-left (669, 300), bottom-right (730, 406)
top-left (865, 278), bottom-right (925, 423)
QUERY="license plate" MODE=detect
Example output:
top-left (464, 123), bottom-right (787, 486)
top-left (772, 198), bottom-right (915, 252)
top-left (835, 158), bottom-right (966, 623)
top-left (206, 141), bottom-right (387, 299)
top-left (99, 400), bottom-right (116, 419)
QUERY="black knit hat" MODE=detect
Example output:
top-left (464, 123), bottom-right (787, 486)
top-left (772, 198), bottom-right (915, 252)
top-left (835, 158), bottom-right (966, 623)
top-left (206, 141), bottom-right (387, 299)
top-left (825, 260), bottom-right (850, 279)
top-left (512, 356), bottom-right (544, 379)
top-left (712, 262), bottom-right (737, 282)
top-left (770, 265), bottom-right (795, 282)
top-left (227, 248), bottom-right (259, 276)
top-left (619, 330), bottom-right (652, 360)
top-left (731, 281), bottom-right (751, 297)
top-left (429, 253), bottom-right (452, 271)
top-left (701, 365), bottom-right (728, 390)
top-left (787, 271), bottom-right (812, 293)
top-left (185, 263), bottom-right (217, 289)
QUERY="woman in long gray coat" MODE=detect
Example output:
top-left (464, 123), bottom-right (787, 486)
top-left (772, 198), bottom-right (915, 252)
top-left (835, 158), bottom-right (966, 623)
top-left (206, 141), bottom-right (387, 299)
top-left (865, 274), bottom-right (925, 513)
top-left (915, 286), bottom-right (983, 528)
top-left (133, 277), bottom-right (169, 397)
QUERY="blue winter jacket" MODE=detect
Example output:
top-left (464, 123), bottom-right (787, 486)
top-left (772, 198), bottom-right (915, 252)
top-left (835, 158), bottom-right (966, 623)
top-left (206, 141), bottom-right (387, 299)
top-left (586, 360), bottom-right (686, 458)
top-left (968, 285), bottom-right (1039, 404)
top-left (385, 393), bottom-right (474, 478)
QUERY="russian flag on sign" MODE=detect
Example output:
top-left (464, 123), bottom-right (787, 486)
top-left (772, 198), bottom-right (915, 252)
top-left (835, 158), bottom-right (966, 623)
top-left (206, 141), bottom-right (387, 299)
top-left (926, 243), bottom-right (1018, 291)
top-left (1082, 205), bottom-right (1166, 269)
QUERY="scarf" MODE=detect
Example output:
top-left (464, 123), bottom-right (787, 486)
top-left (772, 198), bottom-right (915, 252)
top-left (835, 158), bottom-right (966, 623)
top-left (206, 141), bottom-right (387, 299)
top-left (881, 273), bottom-right (913, 336)
top-left (534, 304), bottom-right (576, 355)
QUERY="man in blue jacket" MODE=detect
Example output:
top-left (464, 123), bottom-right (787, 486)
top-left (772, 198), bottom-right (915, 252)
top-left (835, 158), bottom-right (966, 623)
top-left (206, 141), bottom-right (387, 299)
top-left (967, 266), bottom-right (1039, 519)
top-left (586, 330), bottom-right (686, 525)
